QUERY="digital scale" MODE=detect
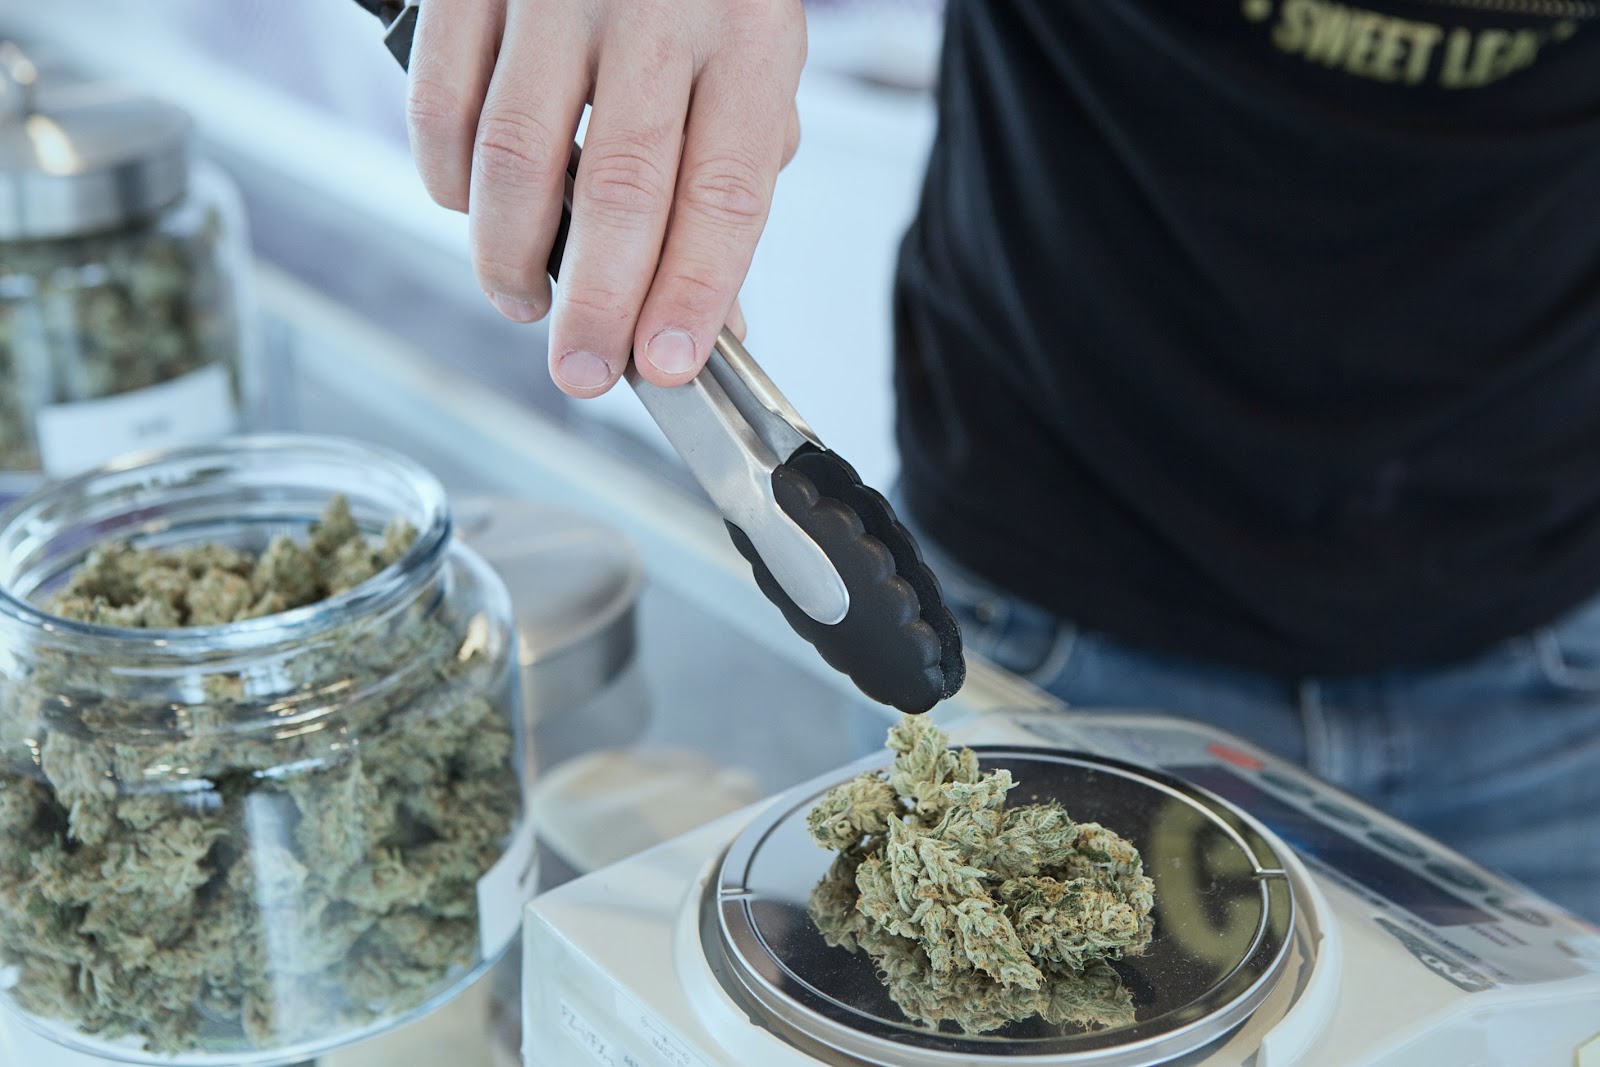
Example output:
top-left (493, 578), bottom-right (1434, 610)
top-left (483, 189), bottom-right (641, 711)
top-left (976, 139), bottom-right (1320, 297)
top-left (523, 707), bottom-right (1600, 1066)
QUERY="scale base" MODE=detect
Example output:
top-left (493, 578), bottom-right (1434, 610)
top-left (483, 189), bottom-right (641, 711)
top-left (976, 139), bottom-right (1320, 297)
top-left (522, 708), bottom-right (1600, 1067)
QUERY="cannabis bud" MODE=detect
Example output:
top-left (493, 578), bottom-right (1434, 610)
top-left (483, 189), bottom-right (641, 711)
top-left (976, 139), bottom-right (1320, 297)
top-left (0, 497), bottom-right (520, 1056)
top-left (806, 715), bottom-right (1155, 1034)
top-left (0, 202), bottom-right (244, 477)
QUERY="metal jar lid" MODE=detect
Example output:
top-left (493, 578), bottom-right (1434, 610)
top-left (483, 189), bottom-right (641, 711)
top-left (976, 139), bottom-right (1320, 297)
top-left (0, 43), bottom-right (191, 240)
top-left (452, 496), bottom-right (642, 719)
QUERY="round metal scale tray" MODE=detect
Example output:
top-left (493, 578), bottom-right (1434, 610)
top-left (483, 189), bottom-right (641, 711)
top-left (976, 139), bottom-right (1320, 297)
top-left (703, 747), bottom-right (1297, 1066)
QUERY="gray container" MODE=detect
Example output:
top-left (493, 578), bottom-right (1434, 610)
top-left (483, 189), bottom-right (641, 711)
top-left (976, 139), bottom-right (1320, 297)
top-left (453, 496), bottom-right (646, 1067)
top-left (452, 495), bottom-right (645, 768)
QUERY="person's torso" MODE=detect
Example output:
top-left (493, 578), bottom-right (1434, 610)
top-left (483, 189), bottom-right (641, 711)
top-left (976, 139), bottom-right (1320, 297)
top-left (894, 0), bottom-right (1600, 674)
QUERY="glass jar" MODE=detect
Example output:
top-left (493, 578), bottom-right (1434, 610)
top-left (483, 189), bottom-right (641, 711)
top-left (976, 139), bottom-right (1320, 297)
top-left (0, 436), bottom-right (533, 1065)
top-left (0, 46), bottom-right (258, 506)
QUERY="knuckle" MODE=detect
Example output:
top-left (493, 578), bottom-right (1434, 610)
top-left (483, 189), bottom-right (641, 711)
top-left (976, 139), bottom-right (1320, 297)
top-left (406, 73), bottom-right (465, 137)
top-left (680, 157), bottom-right (769, 227)
top-left (406, 76), bottom-right (471, 207)
top-left (618, 5), bottom-right (687, 58)
top-left (657, 267), bottom-right (727, 323)
top-left (727, 0), bottom-right (803, 45)
top-left (559, 285), bottom-right (634, 328)
top-left (473, 109), bottom-right (561, 190)
top-left (580, 139), bottom-right (673, 220)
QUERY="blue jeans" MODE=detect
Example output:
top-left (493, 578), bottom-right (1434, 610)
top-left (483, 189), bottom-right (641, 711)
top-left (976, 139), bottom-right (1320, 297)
top-left (919, 534), bottom-right (1600, 921)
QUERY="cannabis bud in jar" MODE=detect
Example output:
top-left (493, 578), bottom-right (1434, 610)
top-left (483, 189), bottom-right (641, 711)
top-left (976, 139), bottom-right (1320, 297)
top-left (0, 474), bottom-right (526, 1062)
top-left (806, 715), bottom-right (1155, 1034)
top-left (0, 206), bottom-right (247, 479)
top-left (0, 59), bottom-right (254, 501)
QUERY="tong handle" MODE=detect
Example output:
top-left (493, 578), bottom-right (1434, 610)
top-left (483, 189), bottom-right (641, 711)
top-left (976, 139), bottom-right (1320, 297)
top-left (708, 329), bottom-right (822, 462)
top-left (365, 1), bottom-right (422, 74)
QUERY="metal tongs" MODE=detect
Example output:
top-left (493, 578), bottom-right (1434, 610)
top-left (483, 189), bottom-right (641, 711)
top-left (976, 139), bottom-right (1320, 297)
top-left (356, 0), bottom-right (964, 712)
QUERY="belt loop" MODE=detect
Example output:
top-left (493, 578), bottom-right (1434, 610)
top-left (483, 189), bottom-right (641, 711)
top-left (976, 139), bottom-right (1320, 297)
top-left (1027, 623), bottom-right (1079, 693)
top-left (1298, 678), bottom-right (1335, 779)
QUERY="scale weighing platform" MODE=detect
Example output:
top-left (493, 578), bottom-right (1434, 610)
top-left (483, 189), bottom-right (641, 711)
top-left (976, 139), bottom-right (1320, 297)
top-left (523, 707), bottom-right (1600, 1066)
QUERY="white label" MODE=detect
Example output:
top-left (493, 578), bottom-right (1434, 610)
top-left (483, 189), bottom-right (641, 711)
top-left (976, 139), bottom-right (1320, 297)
top-left (614, 990), bottom-right (713, 1067)
top-left (476, 813), bottom-right (539, 959)
top-left (559, 998), bottom-right (624, 1067)
top-left (34, 364), bottom-right (238, 477)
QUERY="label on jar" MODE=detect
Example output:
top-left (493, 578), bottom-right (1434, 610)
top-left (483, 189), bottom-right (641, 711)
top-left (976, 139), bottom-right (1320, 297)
top-left (476, 813), bottom-right (540, 959)
top-left (33, 364), bottom-right (238, 478)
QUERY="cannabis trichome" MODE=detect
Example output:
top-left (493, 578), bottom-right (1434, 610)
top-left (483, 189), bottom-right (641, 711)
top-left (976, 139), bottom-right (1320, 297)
top-left (806, 715), bottom-right (1155, 1034)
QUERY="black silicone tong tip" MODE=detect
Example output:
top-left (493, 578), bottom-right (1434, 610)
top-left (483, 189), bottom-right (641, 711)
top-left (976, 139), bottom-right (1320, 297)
top-left (727, 447), bottom-right (965, 714)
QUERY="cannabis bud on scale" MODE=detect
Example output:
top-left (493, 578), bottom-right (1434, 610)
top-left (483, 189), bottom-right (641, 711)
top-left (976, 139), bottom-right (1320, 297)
top-left (806, 715), bottom-right (1155, 1034)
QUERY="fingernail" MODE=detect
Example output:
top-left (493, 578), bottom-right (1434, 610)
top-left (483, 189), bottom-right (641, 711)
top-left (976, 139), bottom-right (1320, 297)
top-left (488, 291), bottom-right (539, 323)
top-left (647, 328), bottom-right (699, 376)
top-left (554, 350), bottom-right (613, 391)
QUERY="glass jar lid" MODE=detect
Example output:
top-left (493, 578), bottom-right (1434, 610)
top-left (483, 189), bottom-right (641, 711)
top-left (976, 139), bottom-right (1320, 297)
top-left (0, 42), bottom-right (191, 240)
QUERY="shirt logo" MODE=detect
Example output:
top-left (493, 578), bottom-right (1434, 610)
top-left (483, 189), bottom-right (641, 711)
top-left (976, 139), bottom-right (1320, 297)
top-left (1241, 0), bottom-right (1586, 87)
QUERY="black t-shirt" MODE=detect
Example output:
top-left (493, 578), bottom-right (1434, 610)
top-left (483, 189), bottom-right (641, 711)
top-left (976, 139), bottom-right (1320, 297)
top-left (894, 0), bottom-right (1600, 675)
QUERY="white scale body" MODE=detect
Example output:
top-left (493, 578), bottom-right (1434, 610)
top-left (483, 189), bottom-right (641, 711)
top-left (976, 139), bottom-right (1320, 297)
top-left (522, 707), bottom-right (1600, 1067)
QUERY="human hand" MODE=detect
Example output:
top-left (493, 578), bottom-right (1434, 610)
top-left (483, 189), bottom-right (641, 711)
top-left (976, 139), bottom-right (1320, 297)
top-left (404, 0), bottom-right (804, 397)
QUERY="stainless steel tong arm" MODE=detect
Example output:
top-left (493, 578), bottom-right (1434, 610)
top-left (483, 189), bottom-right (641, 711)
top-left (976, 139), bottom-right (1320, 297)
top-left (628, 337), bottom-right (850, 626)
top-left (705, 329), bottom-right (824, 461)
